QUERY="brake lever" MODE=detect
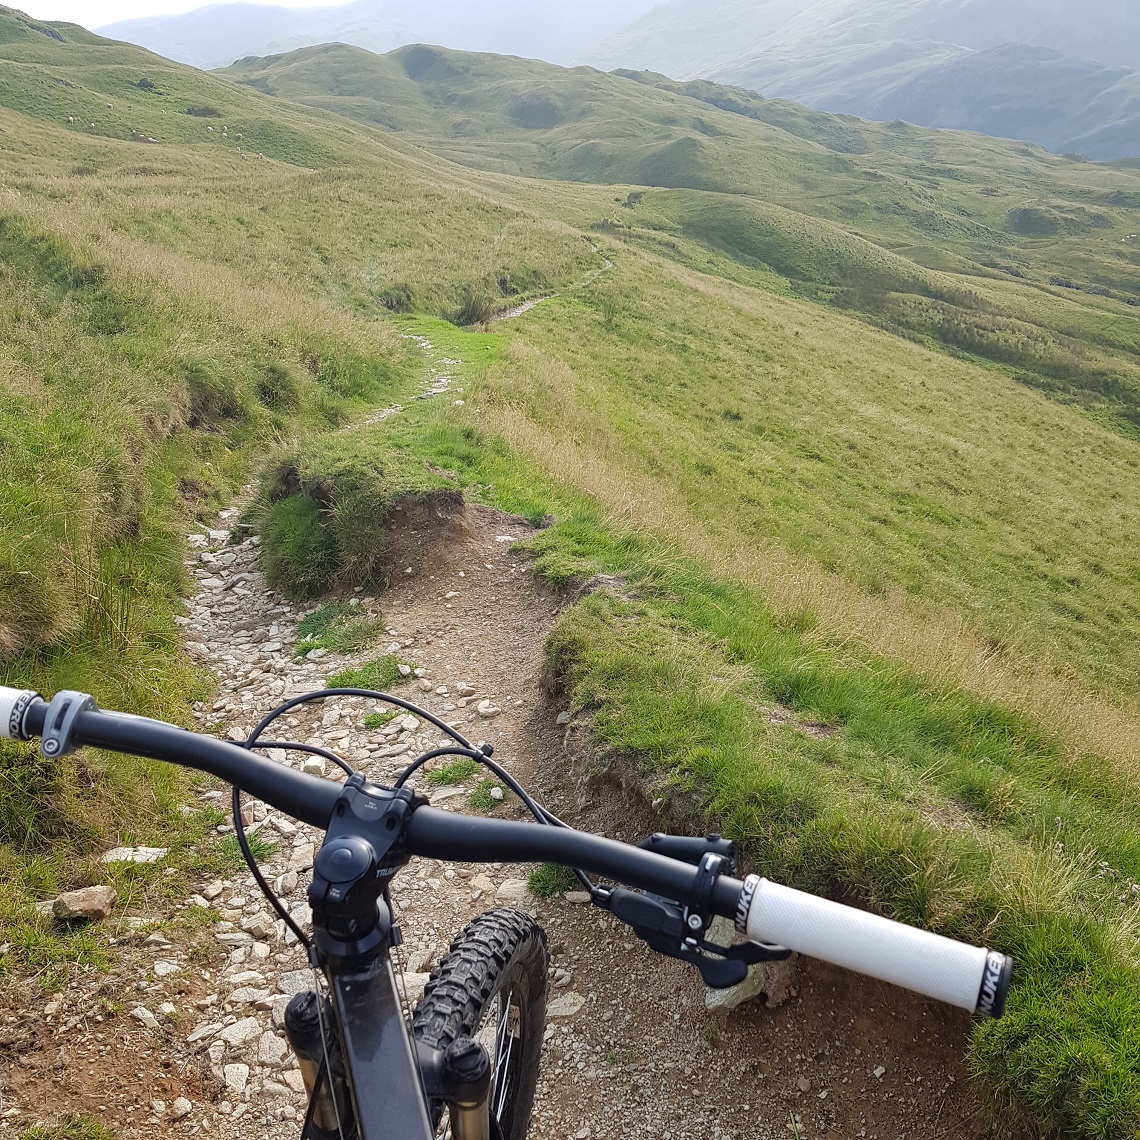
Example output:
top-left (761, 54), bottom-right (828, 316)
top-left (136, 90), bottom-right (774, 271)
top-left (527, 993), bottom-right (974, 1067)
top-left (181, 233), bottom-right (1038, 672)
top-left (594, 887), bottom-right (789, 990)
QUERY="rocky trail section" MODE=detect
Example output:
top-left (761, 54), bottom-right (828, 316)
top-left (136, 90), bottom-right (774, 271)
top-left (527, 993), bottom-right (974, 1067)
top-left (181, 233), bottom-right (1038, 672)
top-left (0, 333), bottom-right (1020, 1140)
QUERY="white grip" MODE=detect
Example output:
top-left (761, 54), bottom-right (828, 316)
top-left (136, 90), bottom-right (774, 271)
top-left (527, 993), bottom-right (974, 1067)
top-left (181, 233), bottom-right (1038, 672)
top-left (0, 686), bottom-right (38, 741)
top-left (743, 877), bottom-right (1007, 1014)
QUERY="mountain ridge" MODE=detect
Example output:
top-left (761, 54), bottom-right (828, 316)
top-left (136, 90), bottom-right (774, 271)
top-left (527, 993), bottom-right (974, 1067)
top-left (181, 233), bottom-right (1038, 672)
top-left (96, 0), bottom-right (654, 71)
top-left (586, 0), bottom-right (1140, 159)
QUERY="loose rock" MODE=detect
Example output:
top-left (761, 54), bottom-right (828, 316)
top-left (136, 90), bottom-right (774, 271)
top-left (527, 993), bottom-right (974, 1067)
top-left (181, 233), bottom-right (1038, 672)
top-left (52, 885), bottom-right (118, 921)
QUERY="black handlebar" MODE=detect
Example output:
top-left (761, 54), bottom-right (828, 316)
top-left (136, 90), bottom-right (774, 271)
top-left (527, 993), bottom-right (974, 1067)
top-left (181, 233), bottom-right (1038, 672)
top-left (16, 695), bottom-right (742, 918)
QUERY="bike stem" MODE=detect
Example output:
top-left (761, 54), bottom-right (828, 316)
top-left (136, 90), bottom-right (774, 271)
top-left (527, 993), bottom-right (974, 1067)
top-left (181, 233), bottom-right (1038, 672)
top-left (299, 774), bottom-right (494, 1140)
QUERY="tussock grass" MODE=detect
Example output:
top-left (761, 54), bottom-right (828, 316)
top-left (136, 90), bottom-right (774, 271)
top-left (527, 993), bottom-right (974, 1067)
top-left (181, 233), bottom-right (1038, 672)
top-left (295, 602), bottom-right (383, 656)
top-left (426, 759), bottom-right (480, 786)
top-left (20, 1117), bottom-right (115, 1140)
top-left (326, 657), bottom-right (409, 692)
top-left (528, 862), bottom-right (579, 898)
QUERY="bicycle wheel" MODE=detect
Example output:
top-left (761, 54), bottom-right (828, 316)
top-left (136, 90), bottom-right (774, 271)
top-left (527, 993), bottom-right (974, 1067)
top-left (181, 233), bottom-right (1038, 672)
top-left (411, 908), bottom-right (548, 1140)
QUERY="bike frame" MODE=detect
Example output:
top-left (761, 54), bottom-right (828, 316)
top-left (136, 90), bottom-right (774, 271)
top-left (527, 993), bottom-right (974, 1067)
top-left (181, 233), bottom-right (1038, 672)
top-left (325, 952), bottom-right (437, 1139)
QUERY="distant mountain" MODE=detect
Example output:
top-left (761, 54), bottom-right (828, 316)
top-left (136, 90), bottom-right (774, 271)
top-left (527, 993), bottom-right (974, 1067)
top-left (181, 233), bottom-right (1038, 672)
top-left (96, 0), bottom-right (655, 72)
top-left (584, 0), bottom-right (1140, 160)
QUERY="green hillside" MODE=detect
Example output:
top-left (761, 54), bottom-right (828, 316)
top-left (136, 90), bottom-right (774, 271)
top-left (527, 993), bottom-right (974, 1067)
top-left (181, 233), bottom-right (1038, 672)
top-left (4, 11), bottom-right (1140, 1137)
top-left (225, 44), bottom-right (1140, 437)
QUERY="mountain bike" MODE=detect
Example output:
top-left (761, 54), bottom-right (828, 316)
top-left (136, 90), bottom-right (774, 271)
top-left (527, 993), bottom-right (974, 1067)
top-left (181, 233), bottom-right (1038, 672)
top-left (2, 684), bottom-right (1012, 1140)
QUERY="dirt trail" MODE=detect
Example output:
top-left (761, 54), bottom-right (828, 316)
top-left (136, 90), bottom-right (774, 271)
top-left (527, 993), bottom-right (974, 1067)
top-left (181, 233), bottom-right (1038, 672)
top-left (0, 334), bottom-right (1021, 1140)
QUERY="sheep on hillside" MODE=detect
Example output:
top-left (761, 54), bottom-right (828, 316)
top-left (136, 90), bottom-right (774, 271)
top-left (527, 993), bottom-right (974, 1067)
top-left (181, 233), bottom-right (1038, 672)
top-left (67, 115), bottom-right (74, 123)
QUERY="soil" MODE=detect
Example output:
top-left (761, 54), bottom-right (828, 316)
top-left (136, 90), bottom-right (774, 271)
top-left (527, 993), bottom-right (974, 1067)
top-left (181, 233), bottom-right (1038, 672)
top-left (0, 334), bottom-right (1028, 1140)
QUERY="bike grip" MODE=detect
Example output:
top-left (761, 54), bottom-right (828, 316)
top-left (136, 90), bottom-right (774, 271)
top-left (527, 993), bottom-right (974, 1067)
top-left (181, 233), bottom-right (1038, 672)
top-left (0, 687), bottom-right (39, 742)
top-left (740, 877), bottom-right (1011, 1017)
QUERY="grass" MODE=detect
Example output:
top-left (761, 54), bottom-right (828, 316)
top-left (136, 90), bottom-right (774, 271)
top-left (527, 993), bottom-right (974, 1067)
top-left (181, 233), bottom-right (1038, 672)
top-left (326, 656), bottom-right (410, 692)
top-left (21, 1118), bottom-right (116, 1140)
top-left (468, 779), bottom-right (504, 812)
top-left (425, 758), bottom-right (480, 786)
top-left (528, 862), bottom-right (579, 898)
top-left (362, 710), bottom-right (397, 729)
top-left (295, 601), bottom-right (384, 655)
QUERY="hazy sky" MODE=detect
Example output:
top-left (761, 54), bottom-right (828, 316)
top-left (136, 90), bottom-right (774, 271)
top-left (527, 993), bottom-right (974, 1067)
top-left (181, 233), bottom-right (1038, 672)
top-left (17, 0), bottom-right (348, 28)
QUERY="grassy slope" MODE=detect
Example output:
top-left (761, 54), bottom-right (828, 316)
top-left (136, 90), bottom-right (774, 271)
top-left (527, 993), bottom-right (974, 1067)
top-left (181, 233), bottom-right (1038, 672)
top-left (5, 12), bottom-right (1140, 1135)
top-left (224, 42), bottom-right (1140, 708)
top-left (0, 6), bottom-right (594, 972)
top-left (225, 45), bottom-right (1140, 437)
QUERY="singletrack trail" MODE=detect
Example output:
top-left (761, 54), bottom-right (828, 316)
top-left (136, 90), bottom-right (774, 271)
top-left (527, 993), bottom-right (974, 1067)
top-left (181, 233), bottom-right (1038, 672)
top-left (0, 332), bottom-right (1021, 1140)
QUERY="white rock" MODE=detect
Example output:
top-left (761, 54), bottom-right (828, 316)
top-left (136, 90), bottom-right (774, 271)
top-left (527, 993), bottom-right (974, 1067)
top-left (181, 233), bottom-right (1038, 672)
top-left (224, 970), bottom-right (267, 988)
top-left (429, 785), bottom-right (466, 806)
top-left (283, 1070), bottom-right (307, 1094)
top-left (258, 1031), bottom-right (289, 1066)
top-left (401, 972), bottom-right (431, 1005)
top-left (703, 917), bottom-right (799, 1013)
top-left (476, 700), bottom-right (501, 719)
top-left (202, 880), bottom-right (224, 901)
top-left (153, 959), bottom-right (180, 978)
top-left (565, 891), bottom-right (591, 905)
top-left (103, 846), bottom-right (167, 864)
top-left (495, 879), bottom-right (531, 904)
top-left (397, 664), bottom-right (412, 676)
top-left (218, 1017), bottom-right (261, 1047)
top-left (277, 969), bottom-right (311, 996)
top-left (547, 992), bottom-right (585, 1018)
top-left (223, 1063), bottom-right (250, 1093)
top-left (489, 786), bottom-right (504, 802)
top-left (241, 913), bottom-right (276, 940)
top-left (170, 1096), bottom-right (193, 1120)
top-left (186, 1022), bottom-right (221, 1044)
top-left (131, 1005), bottom-right (159, 1030)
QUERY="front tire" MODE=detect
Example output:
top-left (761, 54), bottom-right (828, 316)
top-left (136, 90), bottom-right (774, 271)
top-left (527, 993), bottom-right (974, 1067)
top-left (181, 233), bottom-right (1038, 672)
top-left (412, 908), bottom-right (548, 1140)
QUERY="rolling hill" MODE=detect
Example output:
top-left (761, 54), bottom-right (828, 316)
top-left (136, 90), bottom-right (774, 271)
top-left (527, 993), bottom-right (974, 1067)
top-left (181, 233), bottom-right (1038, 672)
top-left (5, 9), bottom-right (1140, 1136)
top-left (585, 0), bottom-right (1140, 160)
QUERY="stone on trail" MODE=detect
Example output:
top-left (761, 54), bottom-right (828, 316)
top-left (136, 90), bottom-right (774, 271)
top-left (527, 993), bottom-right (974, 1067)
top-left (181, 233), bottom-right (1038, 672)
top-left (476, 700), bottom-right (501, 718)
top-left (170, 1097), bottom-right (193, 1120)
top-left (547, 991), bottom-right (586, 1018)
top-left (52, 885), bottom-right (118, 921)
top-left (102, 845), bottom-right (167, 864)
top-left (223, 1062), bottom-right (250, 1093)
top-left (130, 1005), bottom-right (160, 1030)
top-left (258, 1030), bottom-right (289, 1066)
top-left (495, 879), bottom-right (531, 904)
top-left (277, 968), bottom-right (311, 996)
top-left (429, 785), bottom-right (466, 806)
top-left (218, 1016), bottom-right (261, 1047)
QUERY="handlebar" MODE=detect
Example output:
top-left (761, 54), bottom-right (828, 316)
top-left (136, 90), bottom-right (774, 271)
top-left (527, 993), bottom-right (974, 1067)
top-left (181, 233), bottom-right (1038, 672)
top-left (2, 687), bottom-right (1011, 1017)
